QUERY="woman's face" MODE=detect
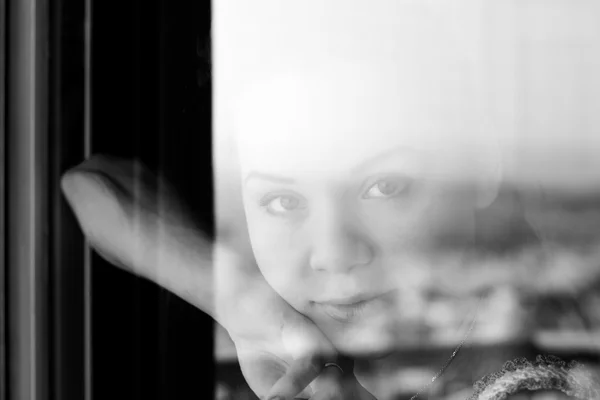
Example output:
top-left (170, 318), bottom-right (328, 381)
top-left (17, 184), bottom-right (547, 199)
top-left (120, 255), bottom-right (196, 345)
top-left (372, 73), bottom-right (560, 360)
top-left (233, 63), bottom-right (495, 356)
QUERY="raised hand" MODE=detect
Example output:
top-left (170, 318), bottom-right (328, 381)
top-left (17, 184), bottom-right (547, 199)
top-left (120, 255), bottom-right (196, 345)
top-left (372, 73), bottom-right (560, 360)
top-left (61, 155), bottom-right (377, 400)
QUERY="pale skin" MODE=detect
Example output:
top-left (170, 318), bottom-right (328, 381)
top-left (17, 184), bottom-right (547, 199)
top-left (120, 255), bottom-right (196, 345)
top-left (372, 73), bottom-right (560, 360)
top-left (62, 59), bottom-right (502, 399)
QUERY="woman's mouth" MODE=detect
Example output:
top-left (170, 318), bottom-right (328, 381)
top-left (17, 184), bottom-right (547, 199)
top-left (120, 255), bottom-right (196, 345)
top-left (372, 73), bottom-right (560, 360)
top-left (315, 291), bottom-right (396, 323)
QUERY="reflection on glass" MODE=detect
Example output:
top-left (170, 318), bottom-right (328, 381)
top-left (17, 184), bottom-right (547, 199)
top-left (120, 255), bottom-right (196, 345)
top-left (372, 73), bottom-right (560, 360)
top-left (213, 1), bottom-right (600, 399)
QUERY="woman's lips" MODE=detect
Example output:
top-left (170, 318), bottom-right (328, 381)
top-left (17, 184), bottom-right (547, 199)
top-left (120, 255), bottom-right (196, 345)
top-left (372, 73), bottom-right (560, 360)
top-left (315, 291), bottom-right (396, 323)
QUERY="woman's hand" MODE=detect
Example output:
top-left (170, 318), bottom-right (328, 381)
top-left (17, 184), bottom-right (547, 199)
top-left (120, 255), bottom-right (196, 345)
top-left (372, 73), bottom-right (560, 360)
top-left (61, 155), bottom-right (377, 400)
top-left (214, 244), bottom-right (376, 400)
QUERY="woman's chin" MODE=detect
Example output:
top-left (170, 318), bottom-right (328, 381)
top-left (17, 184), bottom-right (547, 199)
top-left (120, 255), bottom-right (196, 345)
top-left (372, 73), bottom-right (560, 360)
top-left (328, 323), bottom-right (399, 359)
top-left (334, 336), bottom-right (396, 359)
top-left (308, 307), bottom-right (423, 358)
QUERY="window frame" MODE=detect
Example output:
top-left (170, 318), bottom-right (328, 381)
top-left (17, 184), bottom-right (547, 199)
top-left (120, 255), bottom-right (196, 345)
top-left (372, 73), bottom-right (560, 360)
top-left (6, 0), bottom-right (89, 399)
top-left (6, 0), bottom-right (52, 399)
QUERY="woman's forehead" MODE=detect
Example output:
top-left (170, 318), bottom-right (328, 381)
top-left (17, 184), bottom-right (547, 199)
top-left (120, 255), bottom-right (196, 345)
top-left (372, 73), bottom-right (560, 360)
top-left (233, 61), bottom-right (492, 178)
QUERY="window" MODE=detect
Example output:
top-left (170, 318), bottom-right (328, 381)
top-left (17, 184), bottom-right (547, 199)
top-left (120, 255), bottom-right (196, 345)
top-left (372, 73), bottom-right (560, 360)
top-left (5, 0), bottom-right (215, 399)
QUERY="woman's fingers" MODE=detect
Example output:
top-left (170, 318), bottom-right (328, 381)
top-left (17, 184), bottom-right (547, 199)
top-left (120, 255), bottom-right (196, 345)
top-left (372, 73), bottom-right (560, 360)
top-left (236, 349), bottom-right (290, 399)
top-left (263, 352), bottom-right (369, 400)
top-left (308, 364), bottom-right (345, 400)
top-left (265, 353), bottom-right (325, 399)
top-left (312, 369), bottom-right (378, 400)
top-left (260, 309), bottom-right (341, 399)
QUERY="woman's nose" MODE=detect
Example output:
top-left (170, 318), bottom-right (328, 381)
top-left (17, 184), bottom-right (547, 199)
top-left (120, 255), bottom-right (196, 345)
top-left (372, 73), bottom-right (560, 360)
top-left (308, 214), bottom-right (374, 273)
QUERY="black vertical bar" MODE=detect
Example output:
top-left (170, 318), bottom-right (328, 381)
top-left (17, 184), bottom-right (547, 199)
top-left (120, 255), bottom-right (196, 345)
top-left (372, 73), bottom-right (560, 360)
top-left (83, 0), bottom-right (92, 396)
top-left (48, 0), bottom-right (86, 398)
top-left (89, 0), bottom-right (135, 397)
top-left (0, 0), bottom-right (6, 396)
top-left (89, 0), bottom-right (215, 398)
top-left (156, 1), bottom-right (169, 398)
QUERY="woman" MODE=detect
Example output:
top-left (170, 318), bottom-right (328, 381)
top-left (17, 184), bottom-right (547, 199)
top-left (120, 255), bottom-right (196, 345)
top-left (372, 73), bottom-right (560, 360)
top-left (232, 57), bottom-right (510, 397)
top-left (62, 60), bottom-right (599, 399)
top-left (62, 52), bottom-right (507, 399)
top-left (61, 7), bottom-right (600, 399)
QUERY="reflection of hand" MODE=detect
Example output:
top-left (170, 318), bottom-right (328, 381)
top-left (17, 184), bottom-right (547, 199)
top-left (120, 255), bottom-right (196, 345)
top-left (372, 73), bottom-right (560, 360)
top-left (61, 155), bottom-right (377, 400)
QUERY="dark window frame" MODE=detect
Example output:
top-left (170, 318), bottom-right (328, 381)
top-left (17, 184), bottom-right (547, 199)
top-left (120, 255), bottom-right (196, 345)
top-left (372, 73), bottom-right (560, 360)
top-left (5, 0), bottom-right (215, 399)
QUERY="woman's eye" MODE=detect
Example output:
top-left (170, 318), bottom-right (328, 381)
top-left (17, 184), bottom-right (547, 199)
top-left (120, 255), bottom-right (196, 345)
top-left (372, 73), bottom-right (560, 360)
top-left (263, 195), bottom-right (303, 215)
top-left (363, 178), bottom-right (410, 199)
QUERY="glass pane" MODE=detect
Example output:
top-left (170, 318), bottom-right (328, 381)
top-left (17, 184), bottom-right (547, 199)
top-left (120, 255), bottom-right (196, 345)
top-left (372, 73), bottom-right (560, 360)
top-left (213, 1), bottom-right (600, 399)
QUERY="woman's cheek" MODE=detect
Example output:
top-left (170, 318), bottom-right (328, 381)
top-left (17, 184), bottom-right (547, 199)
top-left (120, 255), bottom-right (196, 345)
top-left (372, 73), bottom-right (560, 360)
top-left (361, 197), bottom-right (474, 257)
top-left (360, 200), bottom-right (436, 248)
top-left (246, 212), bottom-right (307, 294)
top-left (425, 195), bottom-right (476, 248)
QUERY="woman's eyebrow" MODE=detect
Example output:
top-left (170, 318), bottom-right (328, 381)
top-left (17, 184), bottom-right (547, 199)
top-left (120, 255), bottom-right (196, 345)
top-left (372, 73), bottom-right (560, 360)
top-left (244, 171), bottom-right (296, 185)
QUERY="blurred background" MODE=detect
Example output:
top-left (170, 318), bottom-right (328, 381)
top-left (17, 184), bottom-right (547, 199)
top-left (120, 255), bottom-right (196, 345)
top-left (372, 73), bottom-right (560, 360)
top-left (212, 1), bottom-right (600, 399)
